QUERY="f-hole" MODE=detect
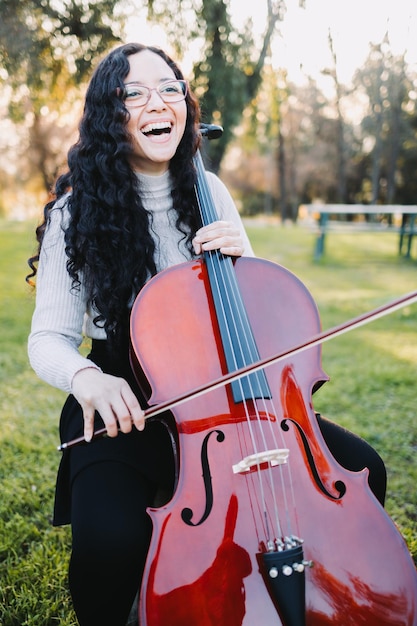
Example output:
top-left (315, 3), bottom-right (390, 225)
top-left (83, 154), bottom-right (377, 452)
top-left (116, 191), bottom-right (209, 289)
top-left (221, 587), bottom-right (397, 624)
top-left (181, 429), bottom-right (225, 526)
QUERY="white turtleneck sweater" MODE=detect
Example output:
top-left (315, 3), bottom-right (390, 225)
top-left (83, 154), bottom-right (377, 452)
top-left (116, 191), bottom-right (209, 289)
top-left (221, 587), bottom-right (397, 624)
top-left (28, 170), bottom-right (253, 393)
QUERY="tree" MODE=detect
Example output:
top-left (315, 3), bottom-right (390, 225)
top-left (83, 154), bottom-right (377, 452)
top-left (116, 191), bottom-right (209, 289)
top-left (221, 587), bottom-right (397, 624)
top-left (384, 51), bottom-right (409, 204)
top-left (353, 36), bottom-right (414, 205)
top-left (0, 0), bottom-right (125, 191)
top-left (397, 97), bottom-right (417, 204)
top-left (266, 67), bottom-right (296, 220)
top-left (221, 70), bottom-right (344, 217)
top-left (279, 78), bottom-right (338, 204)
top-left (147, 0), bottom-right (292, 172)
top-left (321, 30), bottom-right (349, 204)
top-left (0, 0), bottom-right (308, 202)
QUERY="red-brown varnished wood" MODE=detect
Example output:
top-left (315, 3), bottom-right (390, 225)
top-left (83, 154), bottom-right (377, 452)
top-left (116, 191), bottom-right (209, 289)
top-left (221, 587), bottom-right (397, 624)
top-left (130, 256), bottom-right (417, 626)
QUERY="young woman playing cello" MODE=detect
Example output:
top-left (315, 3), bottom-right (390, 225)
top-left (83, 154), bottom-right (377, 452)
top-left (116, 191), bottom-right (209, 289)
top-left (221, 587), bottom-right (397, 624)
top-left (28, 43), bottom-right (386, 626)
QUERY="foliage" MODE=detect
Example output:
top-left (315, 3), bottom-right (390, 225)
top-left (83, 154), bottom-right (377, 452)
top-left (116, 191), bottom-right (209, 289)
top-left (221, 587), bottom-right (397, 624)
top-left (0, 0), bottom-right (287, 193)
top-left (147, 0), bottom-right (287, 171)
top-left (353, 38), bottom-right (416, 205)
top-left (222, 39), bottom-right (417, 217)
top-left (0, 219), bottom-right (416, 623)
top-left (0, 0), bottom-right (126, 191)
top-left (0, 0), bottom-right (124, 96)
top-left (223, 75), bottom-right (345, 215)
top-left (1, 0), bottom-right (417, 216)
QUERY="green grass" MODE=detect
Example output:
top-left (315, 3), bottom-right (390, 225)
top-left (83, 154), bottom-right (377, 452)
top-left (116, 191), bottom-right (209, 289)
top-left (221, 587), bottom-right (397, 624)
top-left (1, 219), bottom-right (416, 624)
top-left (0, 221), bottom-right (75, 625)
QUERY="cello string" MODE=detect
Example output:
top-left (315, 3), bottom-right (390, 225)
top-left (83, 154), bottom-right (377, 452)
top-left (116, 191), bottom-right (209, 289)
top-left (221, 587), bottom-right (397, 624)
top-left (205, 243), bottom-right (298, 545)
top-left (194, 133), bottom-right (300, 541)
top-left (193, 165), bottom-right (281, 540)
top-left (205, 245), bottom-right (281, 542)
top-left (194, 150), bottom-right (304, 545)
top-left (195, 161), bottom-right (296, 544)
top-left (196, 164), bottom-right (298, 542)
top-left (214, 255), bottom-right (293, 541)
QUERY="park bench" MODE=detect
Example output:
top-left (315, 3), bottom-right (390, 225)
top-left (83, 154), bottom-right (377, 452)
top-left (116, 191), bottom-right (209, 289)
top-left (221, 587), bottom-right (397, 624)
top-left (302, 204), bottom-right (417, 260)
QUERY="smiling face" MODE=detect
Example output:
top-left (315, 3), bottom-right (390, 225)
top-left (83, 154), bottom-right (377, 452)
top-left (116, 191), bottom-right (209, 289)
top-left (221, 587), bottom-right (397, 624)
top-left (124, 50), bottom-right (187, 175)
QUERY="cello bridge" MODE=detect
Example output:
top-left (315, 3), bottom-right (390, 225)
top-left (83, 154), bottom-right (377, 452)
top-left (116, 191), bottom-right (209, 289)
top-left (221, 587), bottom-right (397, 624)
top-left (232, 448), bottom-right (289, 474)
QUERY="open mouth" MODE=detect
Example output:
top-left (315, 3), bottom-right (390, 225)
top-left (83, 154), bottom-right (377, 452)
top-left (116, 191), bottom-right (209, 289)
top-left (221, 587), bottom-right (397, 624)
top-left (141, 122), bottom-right (173, 136)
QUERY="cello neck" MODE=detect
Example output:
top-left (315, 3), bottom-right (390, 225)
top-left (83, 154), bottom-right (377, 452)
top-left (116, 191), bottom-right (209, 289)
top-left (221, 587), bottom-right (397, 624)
top-left (193, 137), bottom-right (271, 402)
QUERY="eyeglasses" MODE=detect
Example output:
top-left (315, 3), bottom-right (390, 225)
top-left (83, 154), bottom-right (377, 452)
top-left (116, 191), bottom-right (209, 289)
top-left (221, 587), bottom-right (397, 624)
top-left (122, 80), bottom-right (188, 108)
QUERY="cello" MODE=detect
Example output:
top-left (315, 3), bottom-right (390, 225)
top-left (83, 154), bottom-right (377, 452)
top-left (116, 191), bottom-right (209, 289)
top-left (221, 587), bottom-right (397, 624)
top-left (127, 122), bottom-right (417, 623)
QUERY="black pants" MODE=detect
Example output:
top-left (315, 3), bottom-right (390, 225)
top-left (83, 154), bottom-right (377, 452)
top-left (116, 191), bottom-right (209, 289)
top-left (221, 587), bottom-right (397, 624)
top-left (57, 342), bottom-right (386, 626)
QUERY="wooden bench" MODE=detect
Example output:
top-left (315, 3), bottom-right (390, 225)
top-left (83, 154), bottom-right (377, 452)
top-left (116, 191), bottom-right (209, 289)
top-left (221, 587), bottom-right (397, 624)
top-left (302, 204), bottom-right (417, 260)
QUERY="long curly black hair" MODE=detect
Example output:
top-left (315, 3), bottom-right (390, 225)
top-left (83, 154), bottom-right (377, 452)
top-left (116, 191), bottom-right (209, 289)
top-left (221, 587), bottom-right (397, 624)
top-left (27, 43), bottom-right (201, 346)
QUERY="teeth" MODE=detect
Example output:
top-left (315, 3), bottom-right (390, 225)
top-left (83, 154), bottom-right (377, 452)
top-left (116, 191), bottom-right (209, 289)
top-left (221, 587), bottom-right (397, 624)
top-left (141, 122), bottom-right (172, 135)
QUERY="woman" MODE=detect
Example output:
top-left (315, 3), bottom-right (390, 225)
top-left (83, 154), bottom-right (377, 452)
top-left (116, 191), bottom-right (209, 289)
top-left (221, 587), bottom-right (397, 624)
top-left (28, 43), bottom-right (386, 626)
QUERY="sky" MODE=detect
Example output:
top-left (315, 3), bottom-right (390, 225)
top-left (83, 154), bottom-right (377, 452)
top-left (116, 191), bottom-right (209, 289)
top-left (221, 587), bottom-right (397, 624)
top-left (271, 0), bottom-right (417, 84)
top-left (126, 0), bottom-right (417, 85)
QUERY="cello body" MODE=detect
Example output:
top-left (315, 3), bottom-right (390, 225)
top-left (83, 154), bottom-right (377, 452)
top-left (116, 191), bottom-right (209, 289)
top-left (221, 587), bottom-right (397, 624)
top-left (130, 255), bottom-right (417, 626)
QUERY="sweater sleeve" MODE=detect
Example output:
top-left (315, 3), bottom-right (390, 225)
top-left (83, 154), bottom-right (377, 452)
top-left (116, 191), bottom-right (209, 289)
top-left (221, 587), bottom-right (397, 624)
top-left (28, 204), bottom-right (101, 393)
top-left (206, 171), bottom-right (255, 257)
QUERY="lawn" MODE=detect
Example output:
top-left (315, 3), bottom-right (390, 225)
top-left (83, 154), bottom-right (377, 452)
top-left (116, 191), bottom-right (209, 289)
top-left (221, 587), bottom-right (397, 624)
top-left (0, 218), bottom-right (416, 625)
